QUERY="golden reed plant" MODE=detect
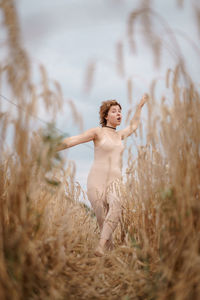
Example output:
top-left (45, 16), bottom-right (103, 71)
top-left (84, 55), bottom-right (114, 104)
top-left (0, 0), bottom-right (200, 299)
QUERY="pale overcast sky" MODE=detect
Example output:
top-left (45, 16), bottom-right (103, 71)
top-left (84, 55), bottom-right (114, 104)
top-left (3, 0), bottom-right (199, 202)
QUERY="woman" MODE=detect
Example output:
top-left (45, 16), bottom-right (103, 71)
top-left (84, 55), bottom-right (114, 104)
top-left (56, 94), bottom-right (148, 256)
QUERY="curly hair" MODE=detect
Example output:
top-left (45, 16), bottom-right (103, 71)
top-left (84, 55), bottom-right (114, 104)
top-left (99, 100), bottom-right (122, 127)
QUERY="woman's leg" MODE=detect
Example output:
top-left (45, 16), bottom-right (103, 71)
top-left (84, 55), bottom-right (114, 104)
top-left (97, 189), bottom-right (122, 253)
top-left (87, 188), bottom-right (107, 231)
top-left (88, 184), bottom-right (121, 256)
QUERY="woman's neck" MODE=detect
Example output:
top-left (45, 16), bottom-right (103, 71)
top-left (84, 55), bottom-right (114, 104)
top-left (104, 125), bottom-right (116, 130)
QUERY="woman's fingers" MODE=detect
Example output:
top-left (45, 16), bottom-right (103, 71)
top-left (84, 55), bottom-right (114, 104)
top-left (143, 93), bottom-right (149, 102)
top-left (139, 93), bottom-right (149, 107)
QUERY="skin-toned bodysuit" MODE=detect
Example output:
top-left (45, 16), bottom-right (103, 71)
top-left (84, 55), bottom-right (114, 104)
top-left (87, 130), bottom-right (124, 244)
top-left (55, 94), bottom-right (148, 255)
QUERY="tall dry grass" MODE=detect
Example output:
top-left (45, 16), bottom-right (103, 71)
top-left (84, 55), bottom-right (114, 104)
top-left (0, 0), bottom-right (200, 299)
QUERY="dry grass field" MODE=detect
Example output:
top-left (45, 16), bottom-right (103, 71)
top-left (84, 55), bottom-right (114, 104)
top-left (0, 1), bottom-right (200, 299)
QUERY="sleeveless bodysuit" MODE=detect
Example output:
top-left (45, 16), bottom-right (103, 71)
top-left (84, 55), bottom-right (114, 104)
top-left (87, 131), bottom-right (124, 242)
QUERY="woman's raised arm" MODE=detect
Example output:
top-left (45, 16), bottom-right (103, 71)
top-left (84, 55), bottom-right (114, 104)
top-left (119, 94), bottom-right (148, 140)
top-left (55, 127), bottom-right (98, 152)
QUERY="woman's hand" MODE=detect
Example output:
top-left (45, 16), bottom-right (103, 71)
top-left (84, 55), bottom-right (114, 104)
top-left (139, 93), bottom-right (148, 108)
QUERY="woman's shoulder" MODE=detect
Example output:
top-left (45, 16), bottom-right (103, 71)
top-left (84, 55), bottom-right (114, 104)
top-left (85, 126), bottom-right (101, 137)
top-left (89, 127), bottom-right (105, 140)
top-left (93, 126), bottom-right (103, 136)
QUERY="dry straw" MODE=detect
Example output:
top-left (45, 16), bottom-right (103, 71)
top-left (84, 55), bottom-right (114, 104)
top-left (0, 0), bottom-right (200, 299)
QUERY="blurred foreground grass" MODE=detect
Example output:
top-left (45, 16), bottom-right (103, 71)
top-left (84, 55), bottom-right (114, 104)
top-left (0, 1), bottom-right (200, 299)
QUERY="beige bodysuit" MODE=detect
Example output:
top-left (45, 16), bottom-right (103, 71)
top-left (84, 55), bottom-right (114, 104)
top-left (87, 130), bottom-right (124, 243)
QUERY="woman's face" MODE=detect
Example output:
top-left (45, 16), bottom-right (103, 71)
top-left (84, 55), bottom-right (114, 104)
top-left (105, 105), bottom-right (122, 127)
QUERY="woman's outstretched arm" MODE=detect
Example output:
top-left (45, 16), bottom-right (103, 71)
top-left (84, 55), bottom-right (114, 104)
top-left (55, 127), bottom-right (98, 151)
top-left (119, 94), bottom-right (148, 139)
